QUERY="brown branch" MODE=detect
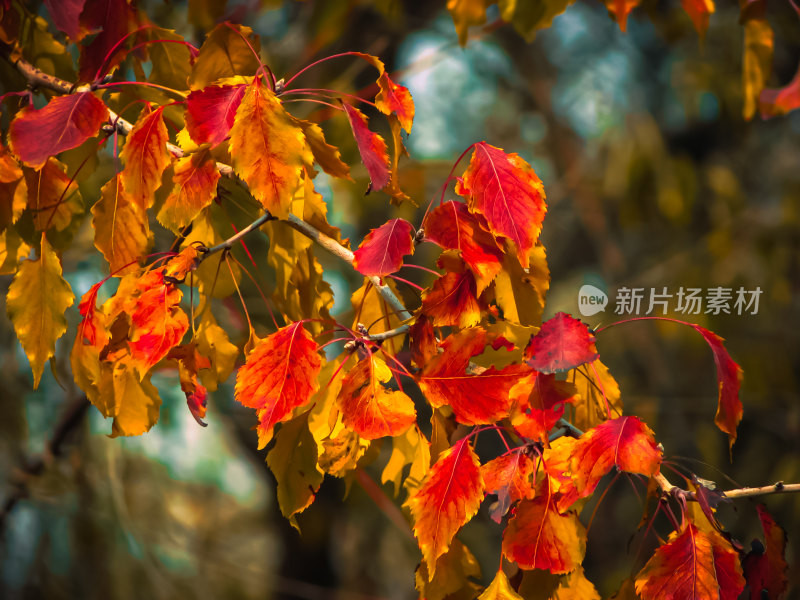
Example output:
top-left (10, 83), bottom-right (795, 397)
top-left (653, 471), bottom-right (800, 502)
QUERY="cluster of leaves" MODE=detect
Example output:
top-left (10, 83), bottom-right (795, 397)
top-left (446, 0), bottom-right (800, 120)
top-left (0, 1), bottom-right (793, 598)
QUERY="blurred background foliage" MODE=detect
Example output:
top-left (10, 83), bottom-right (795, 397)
top-left (1, 0), bottom-right (799, 598)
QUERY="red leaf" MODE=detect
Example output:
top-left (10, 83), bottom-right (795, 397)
top-left (409, 315), bottom-right (437, 369)
top-left (509, 371), bottom-right (577, 441)
top-left (525, 312), bottom-right (599, 373)
top-left (119, 106), bottom-right (171, 209)
top-left (375, 72), bottom-right (415, 133)
top-left (234, 322), bottom-right (323, 448)
top-left (185, 84), bottom-right (246, 146)
top-left (78, 0), bottom-right (138, 82)
top-left (421, 269), bottom-right (484, 329)
top-left (481, 451), bottom-right (536, 522)
top-left (424, 200), bottom-right (504, 292)
top-left (564, 416), bottom-right (662, 498)
top-left (352, 218), bottom-right (415, 277)
top-left (185, 384), bottom-right (208, 426)
top-left (76, 281), bottom-right (108, 350)
top-left (759, 64), bottom-right (800, 118)
top-left (456, 142), bottom-right (547, 269)
top-left (44, 0), bottom-right (87, 40)
top-left (502, 479), bottom-right (586, 573)
top-left (406, 436), bottom-right (484, 577)
top-left (343, 103), bottom-right (390, 193)
top-left (743, 505), bottom-right (788, 600)
top-left (418, 327), bottom-right (531, 425)
top-left (8, 92), bottom-right (108, 169)
top-left (682, 0), bottom-right (715, 37)
top-left (336, 354), bottom-right (416, 440)
top-left (691, 325), bottom-right (743, 450)
top-left (635, 523), bottom-right (745, 600)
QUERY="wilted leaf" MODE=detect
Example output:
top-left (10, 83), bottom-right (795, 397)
top-left (6, 235), bottom-right (74, 388)
top-left (635, 523), bottom-right (745, 600)
top-left (352, 218), bottom-right (415, 277)
top-left (456, 142), bottom-right (546, 269)
top-left (525, 312), bottom-right (598, 373)
top-left (337, 354), bottom-right (416, 440)
top-left (291, 117), bottom-right (351, 180)
top-left (601, 0), bottom-right (643, 32)
top-left (406, 436), bottom-right (484, 578)
top-left (235, 321), bottom-right (323, 448)
top-left (318, 426), bottom-right (370, 477)
top-left (9, 92), bottom-right (108, 169)
top-left (107, 360), bottom-right (162, 437)
top-left (194, 310), bottom-right (238, 392)
top-left (570, 358), bottom-right (623, 431)
top-left (343, 104), bottom-right (390, 193)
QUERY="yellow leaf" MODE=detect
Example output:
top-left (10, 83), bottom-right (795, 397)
top-left (492, 243), bottom-right (549, 326)
top-left (447, 0), bottom-right (491, 46)
top-left (108, 360), bottom-right (162, 437)
top-left (195, 309), bottom-right (238, 392)
top-left (381, 426), bottom-right (430, 497)
top-left (415, 538), bottom-right (482, 600)
top-left (229, 78), bottom-right (312, 218)
top-left (742, 18), bottom-right (773, 120)
top-left (318, 426), bottom-right (370, 477)
top-left (479, 570), bottom-right (524, 600)
top-left (569, 359), bottom-right (623, 431)
top-left (23, 158), bottom-right (82, 232)
top-left (157, 148), bottom-right (220, 231)
top-left (188, 23), bottom-right (262, 90)
top-left (6, 235), bottom-right (74, 388)
top-left (92, 174), bottom-right (152, 275)
top-left (350, 278), bottom-right (406, 356)
top-left (291, 117), bottom-right (351, 181)
top-left (553, 566), bottom-right (601, 599)
top-left (266, 410), bottom-right (324, 530)
top-left (499, 0), bottom-right (578, 42)
top-left (0, 227), bottom-right (30, 274)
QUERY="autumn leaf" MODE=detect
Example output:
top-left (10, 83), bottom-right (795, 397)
top-left (415, 539), bottom-right (482, 600)
top-left (352, 218), bottom-right (415, 277)
top-left (184, 83), bottom-right (246, 146)
top-left (421, 269), bottom-right (484, 329)
top-left (8, 92), bottom-right (108, 169)
top-left (381, 426), bottom-right (430, 497)
top-left (424, 200), bottom-right (504, 292)
top-left (601, 0), bottom-right (642, 32)
top-left (157, 148), bottom-right (221, 231)
top-left (492, 244), bottom-right (550, 326)
top-left (318, 427), bottom-right (370, 477)
top-left (119, 106), bottom-right (171, 208)
top-left (235, 321), bottom-right (323, 448)
top-left (759, 64), bottom-right (800, 118)
top-left (107, 360), bottom-right (163, 437)
top-left (743, 504), bottom-right (789, 600)
top-left (525, 312), bottom-right (599, 373)
top-left (6, 235), bottom-right (74, 388)
top-left (564, 416), bottom-right (662, 499)
top-left (447, 0), bottom-right (491, 45)
top-left (343, 104), bottom-right (390, 193)
top-left (479, 570), bottom-right (524, 600)
top-left (187, 22), bottom-right (262, 90)
top-left (508, 371), bottom-right (577, 442)
top-left (406, 436), bottom-right (484, 578)
top-left (418, 327), bottom-right (531, 425)
top-left (162, 245), bottom-right (199, 282)
top-left (570, 358), bottom-right (623, 431)
top-left (43, 0), bottom-right (87, 40)
top-left (501, 479), bottom-right (586, 573)
top-left (456, 142), bottom-right (546, 269)
top-left (409, 314), bottom-right (437, 369)
top-left (266, 410), bottom-right (323, 530)
top-left (194, 310), bottom-right (238, 392)
top-left (23, 158), bottom-right (82, 232)
top-left (682, 0), bottom-right (715, 37)
top-left (741, 3), bottom-right (773, 120)
top-left (78, 0), bottom-right (138, 81)
top-left (291, 117), bottom-right (351, 180)
top-left (229, 78), bottom-right (312, 219)
top-left (691, 325), bottom-right (743, 450)
top-left (635, 523), bottom-right (745, 600)
top-left (336, 354), bottom-right (416, 440)
top-left (128, 274), bottom-right (190, 377)
top-left (481, 451), bottom-right (536, 522)
top-left (92, 174), bottom-right (152, 275)
top-left (375, 73), bottom-right (415, 133)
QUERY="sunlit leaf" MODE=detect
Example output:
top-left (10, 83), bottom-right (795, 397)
top-left (352, 218), bottom-right (415, 277)
top-left (481, 451), bottom-right (536, 523)
top-left (157, 148), bottom-right (220, 231)
top-left (479, 570), bottom-right (524, 600)
top-left (381, 426), bottom-right (431, 497)
top-left (421, 269), bottom-right (484, 329)
top-left (23, 158), bottom-right (82, 233)
top-left (184, 83), bottom-right (246, 146)
top-left (119, 106), bottom-right (171, 209)
top-left (343, 103), bottom-right (390, 193)
top-left (525, 312), bottom-right (598, 373)
top-left (375, 73), bottom-right (415, 133)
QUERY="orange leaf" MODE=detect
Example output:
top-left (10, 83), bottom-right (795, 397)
top-left (456, 142), bottom-right (547, 269)
top-left (635, 523), bottom-right (745, 600)
top-left (120, 106), bottom-right (171, 209)
top-left (163, 245), bottom-right (199, 281)
top-left (23, 158), bottom-right (82, 232)
top-left (509, 371), bottom-right (577, 442)
top-left (418, 327), bottom-right (530, 425)
top-left (406, 436), bottom-right (484, 578)
top-left (421, 269), bottom-right (484, 329)
top-left (234, 322), bottom-right (323, 448)
top-left (424, 200), bottom-right (504, 292)
top-left (602, 0), bottom-right (642, 32)
top-left (481, 451), bottom-right (536, 523)
top-left (502, 479), bottom-right (586, 573)
top-left (8, 92), bottom-right (108, 169)
top-left (336, 354), bottom-right (416, 440)
top-left (157, 149), bottom-right (220, 231)
top-left (682, 0), bottom-right (715, 37)
top-left (128, 274), bottom-right (189, 376)
top-left (229, 78), bottom-right (312, 218)
top-left (343, 103), bottom-right (390, 193)
top-left (375, 72), bottom-right (415, 133)
top-left (566, 416), bottom-right (662, 498)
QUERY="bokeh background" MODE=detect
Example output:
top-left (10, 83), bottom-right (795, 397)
top-left (1, 0), bottom-right (799, 598)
